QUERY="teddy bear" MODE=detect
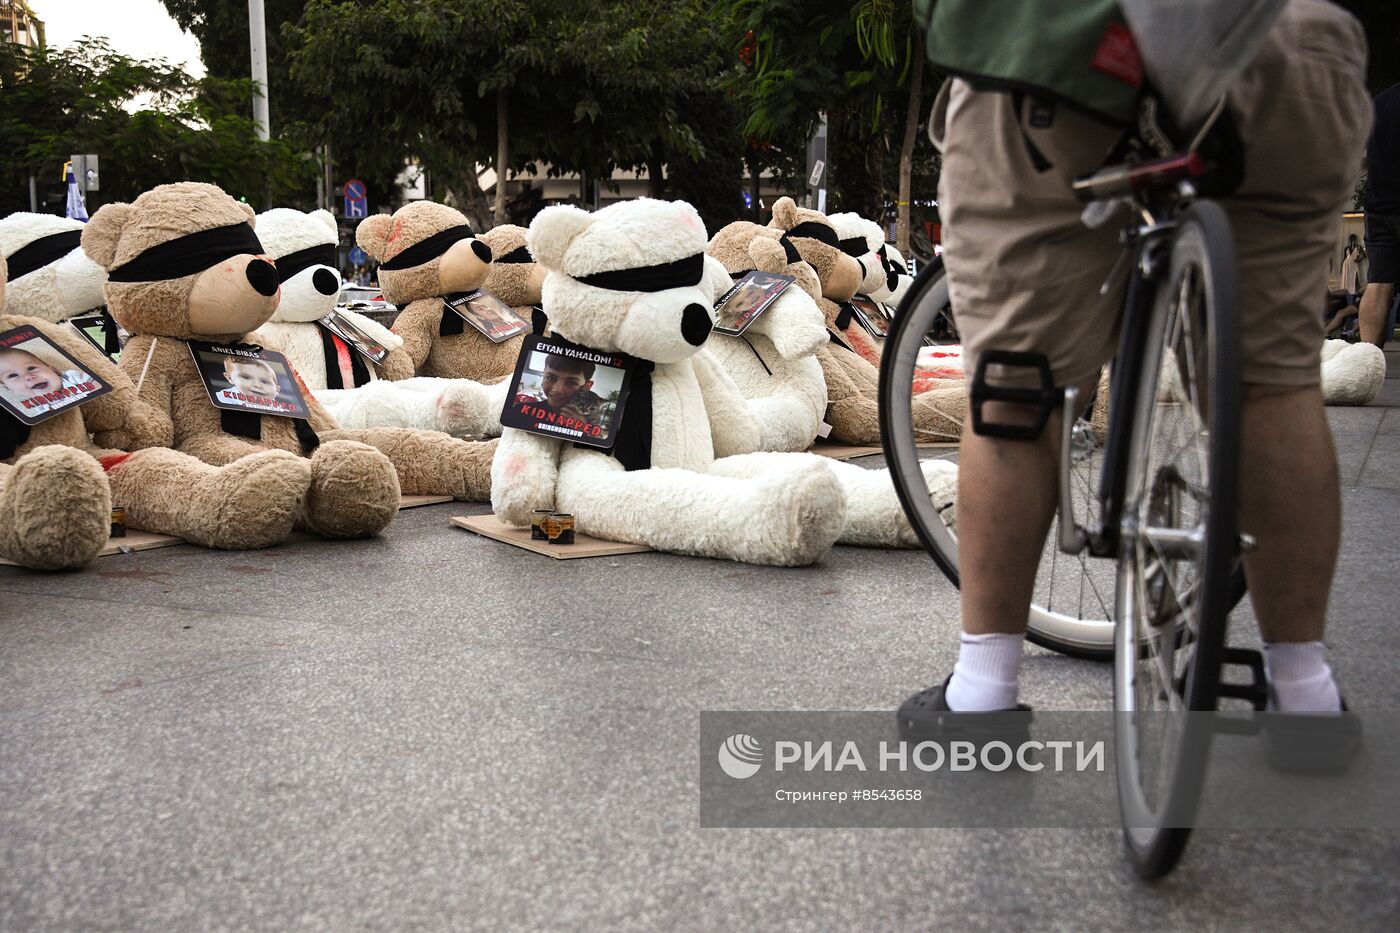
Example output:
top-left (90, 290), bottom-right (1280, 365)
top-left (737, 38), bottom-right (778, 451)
top-left (704, 220), bottom-right (959, 544)
top-left (828, 211), bottom-right (891, 311)
top-left (1321, 339), bottom-right (1386, 405)
top-left (0, 252), bottom-right (112, 569)
top-left (478, 223), bottom-right (545, 319)
top-left (251, 207), bottom-right (492, 437)
top-left (870, 241), bottom-right (914, 310)
top-left (0, 246), bottom-right (335, 561)
top-left (767, 197), bottom-right (965, 445)
top-left (81, 182), bottom-right (501, 544)
top-left (702, 220), bottom-right (829, 452)
top-left (0, 212), bottom-right (116, 346)
top-left (490, 198), bottom-right (958, 563)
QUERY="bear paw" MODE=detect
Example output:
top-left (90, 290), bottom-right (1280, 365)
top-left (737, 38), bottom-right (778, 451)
top-left (299, 440), bottom-right (400, 539)
top-left (0, 446), bottom-right (111, 570)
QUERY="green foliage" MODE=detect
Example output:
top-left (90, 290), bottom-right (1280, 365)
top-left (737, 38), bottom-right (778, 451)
top-left (0, 39), bottom-right (311, 216)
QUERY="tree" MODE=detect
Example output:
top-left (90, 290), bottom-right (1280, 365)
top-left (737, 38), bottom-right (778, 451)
top-left (725, 0), bottom-right (940, 237)
top-left (0, 39), bottom-right (310, 216)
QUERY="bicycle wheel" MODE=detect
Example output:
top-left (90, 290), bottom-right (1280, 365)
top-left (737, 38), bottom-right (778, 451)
top-left (1113, 201), bottom-right (1240, 879)
top-left (880, 262), bottom-right (1120, 660)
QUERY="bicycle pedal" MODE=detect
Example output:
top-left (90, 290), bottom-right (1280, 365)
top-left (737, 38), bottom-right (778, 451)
top-left (1217, 647), bottom-right (1268, 711)
top-left (970, 350), bottom-right (1062, 441)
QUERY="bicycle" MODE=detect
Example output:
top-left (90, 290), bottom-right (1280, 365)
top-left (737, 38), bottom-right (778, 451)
top-left (880, 131), bottom-right (1261, 877)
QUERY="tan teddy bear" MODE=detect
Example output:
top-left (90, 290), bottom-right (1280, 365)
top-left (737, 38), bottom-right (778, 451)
top-left (478, 223), bottom-right (545, 320)
top-left (81, 182), bottom-right (499, 546)
top-left (358, 201), bottom-right (523, 383)
top-left (767, 197), bottom-right (963, 444)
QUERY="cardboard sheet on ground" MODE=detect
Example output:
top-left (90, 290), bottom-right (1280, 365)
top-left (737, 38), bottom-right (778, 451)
top-left (451, 513), bottom-right (652, 560)
top-left (0, 528), bottom-right (184, 567)
top-left (810, 440), bottom-right (957, 460)
top-left (399, 494), bottom-right (453, 509)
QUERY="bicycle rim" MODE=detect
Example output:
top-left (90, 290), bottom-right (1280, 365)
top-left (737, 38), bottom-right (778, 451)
top-left (879, 263), bottom-right (1119, 660)
top-left (1113, 201), bottom-right (1240, 879)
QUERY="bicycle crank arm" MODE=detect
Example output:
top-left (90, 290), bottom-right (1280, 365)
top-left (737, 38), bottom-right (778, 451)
top-left (1057, 386), bottom-right (1090, 555)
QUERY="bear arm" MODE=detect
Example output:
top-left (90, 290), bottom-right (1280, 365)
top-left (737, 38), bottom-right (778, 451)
top-left (94, 335), bottom-right (176, 450)
top-left (390, 300), bottom-right (438, 372)
top-left (489, 428), bottom-right (561, 526)
top-left (375, 346), bottom-right (416, 381)
top-left (690, 350), bottom-right (763, 458)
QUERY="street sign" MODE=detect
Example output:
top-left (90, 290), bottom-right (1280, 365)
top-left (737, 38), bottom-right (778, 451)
top-left (348, 246), bottom-right (368, 267)
top-left (70, 154), bottom-right (99, 192)
top-left (343, 179), bottom-right (367, 219)
top-left (808, 160), bottom-right (825, 188)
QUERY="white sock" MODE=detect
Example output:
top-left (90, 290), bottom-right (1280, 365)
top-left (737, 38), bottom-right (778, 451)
top-left (1264, 641), bottom-right (1342, 712)
top-left (944, 632), bottom-right (1024, 711)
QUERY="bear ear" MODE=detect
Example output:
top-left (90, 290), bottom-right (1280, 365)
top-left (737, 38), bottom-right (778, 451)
top-left (312, 209), bottom-right (338, 235)
top-left (527, 205), bottom-right (593, 271)
top-left (81, 202), bottom-right (136, 270)
top-left (237, 201), bottom-right (256, 224)
top-left (770, 196), bottom-right (799, 231)
top-left (355, 214), bottom-right (394, 260)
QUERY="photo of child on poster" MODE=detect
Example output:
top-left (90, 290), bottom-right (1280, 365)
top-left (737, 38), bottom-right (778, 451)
top-left (189, 342), bottom-right (312, 420)
top-left (501, 336), bottom-right (632, 447)
top-left (713, 270), bottom-right (795, 336)
top-left (443, 289), bottom-right (531, 343)
top-left (0, 325), bottom-right (113, 425)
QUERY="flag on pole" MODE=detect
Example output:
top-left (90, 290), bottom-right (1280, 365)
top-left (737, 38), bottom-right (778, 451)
top-left (64, 161), bottom-right (89, 221)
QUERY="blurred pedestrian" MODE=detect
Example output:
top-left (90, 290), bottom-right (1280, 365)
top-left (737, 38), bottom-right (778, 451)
top-left (1360, 83), bottom-right (1399, 346)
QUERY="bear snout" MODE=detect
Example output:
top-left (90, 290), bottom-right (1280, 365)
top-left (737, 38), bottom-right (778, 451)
top-left (680, 303), bottom-right (713, 346)
top-left (471, 240), bottom-right (493, 264)
top-left (312, 268), bottom-right (340, 296)
top-left (246, 259), bottom-right (279, 297)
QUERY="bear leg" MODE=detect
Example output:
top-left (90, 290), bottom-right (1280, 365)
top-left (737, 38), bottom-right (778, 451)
top-left (0, 446), bottom-right (111, 570)
top-left (323, 428), bottom-right (497, 501)
top-left (296, 440), bottom-right (400, 539)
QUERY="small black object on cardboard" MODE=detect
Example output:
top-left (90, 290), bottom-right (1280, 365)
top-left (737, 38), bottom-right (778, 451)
top-left (713, 271), bottom-right (795, 336)
top-left (319, 309), bottom-right (390, 364)
top-left (0, 324), bottom-right (114, 425)
top-left (442, 288), bottom-right (530, 343)
top-left (848, 296), bottom-right (890, 338)
top-left (188, 341), bottom-right (311, 419)
top-left (500, 334), bottom-right (637, 449)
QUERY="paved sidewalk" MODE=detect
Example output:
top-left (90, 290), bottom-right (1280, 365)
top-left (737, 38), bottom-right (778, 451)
top-left (3, 354), bottom-right (1399, 931)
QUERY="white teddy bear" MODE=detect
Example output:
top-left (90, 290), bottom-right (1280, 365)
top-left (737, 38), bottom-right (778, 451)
top-left (252, 208), bottom-right (496, 436)
top-left (871, 242), bottom-right (914, 310)
top-left (1321, 339), bottom-right (1386, 405)
top-left (490, 198), bottom-right (955, 564)
top-left (828, 211), bottom-right (889, 301)
top-left (0, 212), bottom-right (110, 324)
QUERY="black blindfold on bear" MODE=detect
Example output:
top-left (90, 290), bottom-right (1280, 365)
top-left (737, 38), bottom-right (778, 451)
top-left (575, 252), bottom-right (705, 292)
top-left (6, 230), bottom-right (83, 281)
top-left (379, 224), bottom-right (491, 271)
top-left (495, 245), bottom-right (534, 264)
top-left (781, 221), bottom-right (841, 251)
top-left (107, 222), bottom-right (266, 283)
top-left (274, 243), bottom-right (338, 283)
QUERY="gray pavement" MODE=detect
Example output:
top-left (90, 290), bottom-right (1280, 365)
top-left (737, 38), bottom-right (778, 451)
top-left (4, 355), bottom-right (1400, 931)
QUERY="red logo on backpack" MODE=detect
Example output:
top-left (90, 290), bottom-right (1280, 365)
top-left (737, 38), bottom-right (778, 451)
top-left (1091, 21), bottom-right (1143, 89)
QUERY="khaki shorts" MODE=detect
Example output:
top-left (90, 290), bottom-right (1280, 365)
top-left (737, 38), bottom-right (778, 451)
top-left (934, 0), bottom-right (1371, 389)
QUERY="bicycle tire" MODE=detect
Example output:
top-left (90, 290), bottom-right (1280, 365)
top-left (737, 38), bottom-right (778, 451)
top-left (1113, 200), bottom-right (1241, 879)
top-left (879, 262), bottom-right (1122, 660)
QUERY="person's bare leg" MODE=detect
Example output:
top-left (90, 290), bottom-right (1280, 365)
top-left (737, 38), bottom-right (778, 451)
top-left (1239, 385), bottom-right (1339, 644)
top-left (956, 404), bottom-right (1062, 637)
top-left (1358, 282), bottom-right (1395, 346)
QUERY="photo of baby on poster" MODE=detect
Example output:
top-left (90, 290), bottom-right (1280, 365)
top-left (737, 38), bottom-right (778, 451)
top-left (188, 341), bottom-right (312, 420)
top-left (713, 270), bottom-right (795, 336)
top-left (442, 289), bottom-right (531, 343)
top-left (0, 325), bottom-right (114, 425)
top-left (500, 335), bottom-right (634, 447)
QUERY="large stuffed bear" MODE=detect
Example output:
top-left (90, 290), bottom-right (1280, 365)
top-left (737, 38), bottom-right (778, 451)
top-left (0, 253), bottom-right (112, 569)
top-left (0, 247), bottom-right (322, 561)
top-left (0, 212), bottom-right (111, 328)
top-left (490, 198), bottom-right (956, 563)
top-left (767, 197), bottom-right (964, 444)
top-left (254, 207), bottom-right (489, 436)
top-left (82, 182), bottom-right (499, 545)
top-left (703, 220), bottom-right (829, 452)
